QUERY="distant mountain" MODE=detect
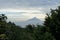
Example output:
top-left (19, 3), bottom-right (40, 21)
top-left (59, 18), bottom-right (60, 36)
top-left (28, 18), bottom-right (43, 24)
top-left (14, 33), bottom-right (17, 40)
top-left (15, 17), bottom-right (44, 27)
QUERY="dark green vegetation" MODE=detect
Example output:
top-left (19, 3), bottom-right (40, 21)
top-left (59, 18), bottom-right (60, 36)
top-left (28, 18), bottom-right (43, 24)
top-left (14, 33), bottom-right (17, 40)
top-left (44, 6), bottom-right (60, 40)
top-left (0, 6), bottom-right (60, 40)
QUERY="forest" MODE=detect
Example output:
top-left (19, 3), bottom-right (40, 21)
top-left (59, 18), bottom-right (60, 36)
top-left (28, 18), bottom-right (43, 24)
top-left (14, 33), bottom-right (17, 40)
top-left (0, 6), bottom-right (60, 40)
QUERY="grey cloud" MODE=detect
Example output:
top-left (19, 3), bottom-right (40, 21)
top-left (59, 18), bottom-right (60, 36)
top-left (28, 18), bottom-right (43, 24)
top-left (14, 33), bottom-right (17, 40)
top-left (0, 0), bottom-right (60, 9)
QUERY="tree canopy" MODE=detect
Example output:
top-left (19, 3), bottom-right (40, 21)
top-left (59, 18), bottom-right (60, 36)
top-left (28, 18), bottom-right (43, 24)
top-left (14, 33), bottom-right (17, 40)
top-left (44, 6), bottom-right (60, 40)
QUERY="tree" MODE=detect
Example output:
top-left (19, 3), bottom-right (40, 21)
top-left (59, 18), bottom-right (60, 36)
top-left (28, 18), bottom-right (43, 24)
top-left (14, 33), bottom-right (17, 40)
top-left (0, 14), bottom-right (7, 34)
top-left (44, 6), bottom-right (60, 40)
top-left (0, 14), bottom-right (8, 40)
top-left (26, 24), bottom-right (34, 33)
top-left (0, 14), bottom-right (7, 21)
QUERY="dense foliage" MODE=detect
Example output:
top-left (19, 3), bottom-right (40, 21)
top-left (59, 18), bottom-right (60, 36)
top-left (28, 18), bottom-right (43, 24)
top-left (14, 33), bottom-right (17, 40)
top-left (0, 6), bottom-right (60, 40)
top-left (44, 6), bottom-right (60, 40)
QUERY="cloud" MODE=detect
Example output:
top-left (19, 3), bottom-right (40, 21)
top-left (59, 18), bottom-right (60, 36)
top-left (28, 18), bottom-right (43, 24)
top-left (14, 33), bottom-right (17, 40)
top-left (5, 10), bottom-right (46, 22)
top-left (0, 0), bottom-right (60, 9)
top-left (6, 13), bottom-right (46, 22)
top-left (0, 0), bottom-right (60, 13)
top-left (0, 0), bottom-right (60, 14)
top-left (0, 0), bottom-right (60, 22)
top-left (0, 7), bottom-right (44, 13)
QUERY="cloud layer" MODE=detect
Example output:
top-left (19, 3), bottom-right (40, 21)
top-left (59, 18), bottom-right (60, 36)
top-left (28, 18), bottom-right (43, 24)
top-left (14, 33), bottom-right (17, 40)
top-left (0, 0), bottom-right (60, 8)
top-left (0, 0), bottom-right (60, 22)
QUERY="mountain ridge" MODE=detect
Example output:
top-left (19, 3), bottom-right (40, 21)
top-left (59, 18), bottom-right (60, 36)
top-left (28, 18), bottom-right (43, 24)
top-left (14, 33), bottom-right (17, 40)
top-left (15, 17), bottom-right (44, 27)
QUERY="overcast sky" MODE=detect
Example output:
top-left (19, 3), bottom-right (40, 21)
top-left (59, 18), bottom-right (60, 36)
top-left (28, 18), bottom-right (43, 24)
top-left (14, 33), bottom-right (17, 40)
top-left (0, 0), bottom-right (60, 22)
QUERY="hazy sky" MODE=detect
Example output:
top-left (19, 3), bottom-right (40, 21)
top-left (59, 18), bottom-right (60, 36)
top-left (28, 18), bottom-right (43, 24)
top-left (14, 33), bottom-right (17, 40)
top-left (0, 0), bottom-right (60, 22)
